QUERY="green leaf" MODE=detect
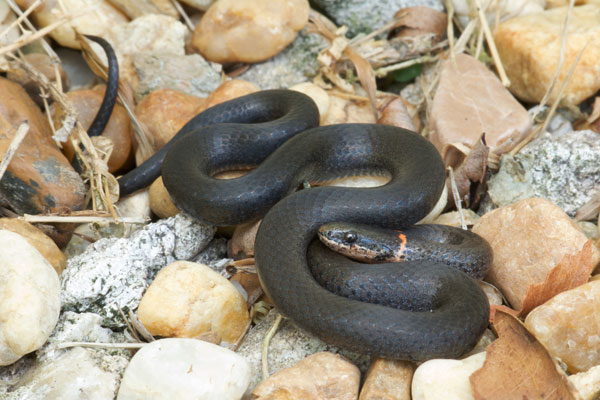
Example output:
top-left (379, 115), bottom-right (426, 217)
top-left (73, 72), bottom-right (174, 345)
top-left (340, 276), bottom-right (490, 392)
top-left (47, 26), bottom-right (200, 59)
top-left (392, 64), bottom-right (423, 82)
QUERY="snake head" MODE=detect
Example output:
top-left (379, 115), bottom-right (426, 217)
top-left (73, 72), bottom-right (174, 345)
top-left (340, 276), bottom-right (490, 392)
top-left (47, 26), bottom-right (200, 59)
top-left (317, 222), bottom-right (397, 263)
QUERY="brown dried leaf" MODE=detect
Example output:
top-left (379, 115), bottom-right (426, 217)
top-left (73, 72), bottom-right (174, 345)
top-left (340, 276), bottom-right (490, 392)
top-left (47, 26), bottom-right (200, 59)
top-left (518, 241), bottom-right (594, 317)
top-left (488, 304), bottom-right (519, 323)
top-left (445, 135), bottom-right (489, 208)
top-left (230, 270), bottom-right (263, 308)
top-left (377, 96), bottom-right (416, 131)
top-left (391, 6), bottom-right (447, 43)
top-left (470, 310), bottom-right (577, 400)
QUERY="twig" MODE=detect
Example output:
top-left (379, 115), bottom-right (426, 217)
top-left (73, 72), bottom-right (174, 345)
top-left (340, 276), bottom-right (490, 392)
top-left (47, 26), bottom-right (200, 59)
top-left (169, 0), bottom-right (194, 31)
top-left (374, 54), bottom-right (439, 77)
top-left (262, 313), bottom-right (283, 380)
top-left (0, 0), bottom-right (41, 40)
top-left (22, 214), bottom-right (148, 224)
top-left (0, 121), bottom-right (29, 182)
top-left (472, 0), bottom-right (510, 86)
top-left (57, 341), bottom-right (146, 349)
top-left (447, 166), bottom-right (467, 230)
top-left (443, 0), bottom-right (456, 63)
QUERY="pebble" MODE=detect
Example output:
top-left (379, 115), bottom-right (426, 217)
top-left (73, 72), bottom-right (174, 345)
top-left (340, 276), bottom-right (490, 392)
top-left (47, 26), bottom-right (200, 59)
top-left (252, 351), bottom-right (360, 400)
top-left (0, 230), bottom-right (60, 366)
top-left (137, 260), bottom-right (249, 344)
top-left (429, 53), bottom-right (531, 167)
top-left (485, 129), bottom-right (600, 217)
top-left (149, 177), bottom-right (179, 218)
top-left (569, 365), bottom-right (600, 400)
top-left (61, 213), bottom-right (215, 328)
top-left (0, 218), bottom-right (66, 275)
top-left (117, 338), bottom-right (251, 400)
top-left (0, 76), bottom-right (85, 215)
top-left (525, 280), bottom-right (600, 373)
top-left (472, 198), bottom-right (599, 310)
top-left (411, 352), bottom-right (486, 400)
top-left (359, 358), bottom-right (414, 400)
top-left (14, 0), bottom-right (128, 49)
top-left (55, 86), bottom-right (133, 173)
top-left (191, 0), bottom-right (310, 64)
top-left (494, 4), bottom-right (600, 105)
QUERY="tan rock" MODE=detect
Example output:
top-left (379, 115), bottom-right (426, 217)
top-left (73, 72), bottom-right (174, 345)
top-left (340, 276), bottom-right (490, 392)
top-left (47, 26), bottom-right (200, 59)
top-left (494, 5), bottom-right (600, 105)
top-left (0, 77), bottom-right (85, 214)
top-left (107, 0), bottom-right (178, 19)
top-left (252, 352), bottom-right (360, 400)
top-left (433, 209), bottom-right (480, 227)
top-left (525, 280), bottom-right (600, 373)
top-left (429, 53), bottom-right (531, 167)
top-left (472, 198), bottom-right (600, 310)
top-left (191, 0), bottom-right (309, 64)
top-left (14, 0), bottom-right (128, 49)
top-left (411, 352), bottom-right (486, 400)
top-left (569, 364), bottom-right (600, 400)
top-left (0, 230), bottom-right (60, 366)
top-left (359, 358), bottom-right (414, 400)
top-left (0, 218), bottom-right (66, 275)
top-left (56, 87), bottom-right (133, 173)
top-left (149, 177), bottom-right (179, 218)
top-left (289, 82), bottom-right (330, 124)
top-left (205, 79), bottom-right (259, 108)
top-left (137, 261), bottom-right (249, 343)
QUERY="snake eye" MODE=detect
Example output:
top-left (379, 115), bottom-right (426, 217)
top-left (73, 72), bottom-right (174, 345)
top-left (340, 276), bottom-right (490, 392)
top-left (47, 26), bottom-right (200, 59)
top-left (344, 231), bottom-right (357, 243)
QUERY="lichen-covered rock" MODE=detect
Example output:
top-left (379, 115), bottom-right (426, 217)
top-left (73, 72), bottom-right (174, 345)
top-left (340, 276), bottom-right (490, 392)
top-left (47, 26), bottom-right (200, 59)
top-left (0, 230), bottom-right (60, 366)
top-left (117, 338), bottom-right (250, 399)
top-left (238, 29), bottom-right (326, 89)
top-left (311, 0), bottom-right (444, 36)
top-left (525, 280), bottom-right (600, 373)
top-left (486, 130), bottom-right (600, 217)
top-left (252, 352), bottom-right (360, 400)
top-left (61, 214), bottom-right (216, 328)
top-left (237, 309), bottom-right (370, 392)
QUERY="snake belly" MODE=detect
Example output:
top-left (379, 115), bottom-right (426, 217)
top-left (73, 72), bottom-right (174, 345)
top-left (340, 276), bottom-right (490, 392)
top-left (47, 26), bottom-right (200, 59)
top-left (161, 91), bottom-right (490, 361)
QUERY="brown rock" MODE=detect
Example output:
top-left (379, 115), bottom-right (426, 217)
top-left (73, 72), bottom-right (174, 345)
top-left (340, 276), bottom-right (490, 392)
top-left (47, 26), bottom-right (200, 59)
top-left (252, 352), bottom-right (360, 400)
top-left (205, 79), bottom-right (259, 108)
top-left (494, 5), bottom-right (600, 105)
top-left (137, 261), bottom-right (249, 343)
top-left (0, 77), bottom-right (85, 214)
top-left (191, 0), bottom-right (309, 64)
top-left (56, 87), bottom-right (133, 173)
top-left (429, 53), bottom-right (531, 167)
top-left (0, 218), bottom-right (66, 275)
top-left (359, 358), bottom-right (414, 400)
top-left (472, 198), bottom-right (600, 310)
top-left (148, 176), bottom-right (179, 218)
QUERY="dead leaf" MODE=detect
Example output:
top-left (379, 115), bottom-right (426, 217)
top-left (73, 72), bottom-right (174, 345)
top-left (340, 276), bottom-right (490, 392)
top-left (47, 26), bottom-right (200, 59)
top-left (377, 96), bottom-right (416, 131)
top-left (445, 135), bottom-right (489, 209)
top-left (470, 310), bottom-right (577, 400)
top-left (390, 7), bottom-right (447, 44)
top-left (518, 240), bottom-right (594, 317)
top-left (488, 304), bottom-right (519, 323)
top-left (230, 270), bottom-right (263, 308)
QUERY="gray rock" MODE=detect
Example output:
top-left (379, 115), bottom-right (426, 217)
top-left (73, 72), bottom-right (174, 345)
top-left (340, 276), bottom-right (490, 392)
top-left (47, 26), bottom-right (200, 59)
top-left (134, 53), bottom-right (221, 101)
top-left (238, 30), bottom-right (326, 90)
top-left (237, 309), bottom-right (370, 392)
top-left (61, 213), bottom-right (216, 328)
top-left (311, 0), bottom-right (444, 36)
top-left (484, 129), bottom-right (600, 217)
top-left (191, 237), bottom-right (232, 276)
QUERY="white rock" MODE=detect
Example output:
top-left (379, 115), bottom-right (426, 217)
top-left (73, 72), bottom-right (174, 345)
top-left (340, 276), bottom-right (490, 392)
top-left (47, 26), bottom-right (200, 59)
top-left (412, 352), bottom-right (486, 400)
top-left (117, 338), bottom-right (251, 400)
top-left (0, 230), bottom-right (60, 366)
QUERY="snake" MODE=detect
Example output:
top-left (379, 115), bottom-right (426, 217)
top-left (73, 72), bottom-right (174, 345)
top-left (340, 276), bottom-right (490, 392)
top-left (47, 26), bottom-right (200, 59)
top-left (91, 37), bottom-right (491, 359)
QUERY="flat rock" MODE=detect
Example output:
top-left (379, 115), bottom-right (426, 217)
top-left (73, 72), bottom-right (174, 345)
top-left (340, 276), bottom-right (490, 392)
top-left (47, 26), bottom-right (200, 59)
top-left (117, 338), bottom-right (251, 400)
top-left (0, 230), bottom-right (60, 366)
top-left (429, 53), bottom-right (531, 167)
top-left (525, 280), bottom-right (600, 373)
top-left (494, 4), bottom-right (600, 105)
top-left (61, 213), bottom-right (216, 328)
top-left (0, 76), bottom-right (85, 214)
top-left (472, 198), bottom-right (599, 310)
top-left (359, 358), bottom-right (414, 400)
top-left (191, 0), bottom-right (309, 64)
top-left (252, 351), bottom-right (360, 400)
top-left (137, 261), bottom-right (249, 344)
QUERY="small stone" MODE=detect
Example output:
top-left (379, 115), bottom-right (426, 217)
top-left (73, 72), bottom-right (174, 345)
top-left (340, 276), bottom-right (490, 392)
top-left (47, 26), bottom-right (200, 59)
top-left (61, 214), bottom-right (216, 328)
top-left (429, 53), bottom-right (531, 167)
top-left (359, 358), bottom-right (414, 400)
top-left (252, 352), bottom-right (360, 400)
top-left (149, 177), bottom-right (179, 218)
top-left (14, 0), bottom-right (128, 49)
top-left (494, 5), bottom-right (600, 105)
top-left (0, 218), bottom-right (66, 275)
top-left (137, 260), bottom-right (249, 344)
top-left (0, 230), bottom-right (60, 366)
top-left (55, 86), bottom-right (133, 173)
top-left (525, 280), bottom-right (600, 373)
top-left (0, 76), bottom-right (85, 214)
top-left (191, 0), bottom-right (309, 64)
top-left (117, 338), bottom-right (251, 400)
top-left (411, 352), bottom-right (486, 400)
top-left (472, 198), bottom-right (599, 310)
top-left (569, 365), bottom-right (600, 400)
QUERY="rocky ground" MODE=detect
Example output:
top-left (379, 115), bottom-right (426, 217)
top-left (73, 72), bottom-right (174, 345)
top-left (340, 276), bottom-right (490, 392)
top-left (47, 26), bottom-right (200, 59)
top-left (0, 0), bottom-right (600, 399)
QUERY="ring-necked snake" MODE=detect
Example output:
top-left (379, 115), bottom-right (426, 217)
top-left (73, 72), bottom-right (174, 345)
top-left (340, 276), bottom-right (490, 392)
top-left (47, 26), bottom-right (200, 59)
top-left (93, 38), bottom-right (492, 360)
